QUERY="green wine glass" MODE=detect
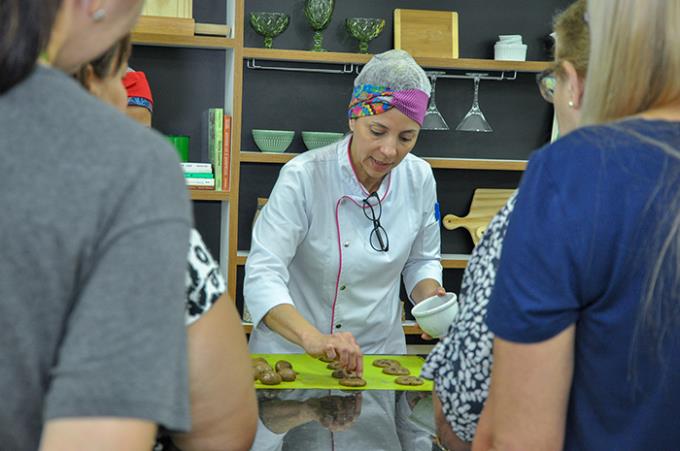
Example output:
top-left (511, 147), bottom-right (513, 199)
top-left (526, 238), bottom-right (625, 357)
top-left (304, 0), bottom-right (335, 52)
top-left (249, 12), bottom-right (290, 49)
top-left (346, 18), bottom-right (385, 54)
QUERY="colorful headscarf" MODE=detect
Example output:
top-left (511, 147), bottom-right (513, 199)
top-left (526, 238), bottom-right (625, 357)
top-left (348, 84), bottom-right (429, 126)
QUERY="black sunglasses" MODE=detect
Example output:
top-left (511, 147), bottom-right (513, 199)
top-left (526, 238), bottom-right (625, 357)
top-left (362, 192), bottom-right (389, 252)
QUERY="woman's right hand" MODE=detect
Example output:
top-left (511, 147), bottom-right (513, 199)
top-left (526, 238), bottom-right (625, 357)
top-left (301, 330), bottom-right (364, 376)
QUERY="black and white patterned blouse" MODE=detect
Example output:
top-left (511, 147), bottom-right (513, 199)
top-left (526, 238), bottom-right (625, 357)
top-left (421, 191), bottom-right (517, 443)
top-left (185, 228), bottom-right (225, 325)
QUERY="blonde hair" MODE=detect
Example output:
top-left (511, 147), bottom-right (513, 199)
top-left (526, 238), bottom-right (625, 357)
top-left (581, 0), bottom-right (680, 124)
top-left (580, 0), bottom-right (680, 371)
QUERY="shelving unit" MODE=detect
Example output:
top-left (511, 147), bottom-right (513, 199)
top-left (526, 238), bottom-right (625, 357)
top-left (189, 190), bottom-right (230, 201)
top-left (133, 0), bottom-right (564, 342)
top-left (132, 32), bottom-right (236, 49)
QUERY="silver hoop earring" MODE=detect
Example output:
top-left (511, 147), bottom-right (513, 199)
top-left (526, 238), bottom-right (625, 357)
top-left (91, 8), bottom-right (107, 22)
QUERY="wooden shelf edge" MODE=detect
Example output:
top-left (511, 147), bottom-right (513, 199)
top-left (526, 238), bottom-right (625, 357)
top-left (189, 189), bottom-right (230, 201)
top-left (236, 250), bottom-right (469, 268)
top-left (240, 151), bottom-right (527, 171)
top-left (132, 32), bottom-right (236, 49)
top-left (243, 48), bottom-right (551, 73)
top-left (243, 322), bottom-right (424, 335)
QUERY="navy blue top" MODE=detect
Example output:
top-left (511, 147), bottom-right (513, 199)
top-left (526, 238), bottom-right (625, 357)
top-left (487, 119), bottom-right (680, 450)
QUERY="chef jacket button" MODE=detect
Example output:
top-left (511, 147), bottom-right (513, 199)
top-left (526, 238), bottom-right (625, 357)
top-left (339, 285), bottom-right (346, 291)
top-left (336, 323), bottom-right (342, 329)
top-left (343, 241), bottom-right (350, 247)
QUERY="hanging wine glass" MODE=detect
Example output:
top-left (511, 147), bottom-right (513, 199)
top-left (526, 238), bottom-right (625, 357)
top-left (249, 12), bottom-right (290, 49)
top-left (422, 71), bottom-right (449, 131)
top-left (304, 0), bottom-right (335, 52)
top-left (456, 73), bottom-right (493, 132)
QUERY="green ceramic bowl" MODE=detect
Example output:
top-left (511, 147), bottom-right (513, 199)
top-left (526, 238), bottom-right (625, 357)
top-left (302, 131), bottom-right (344, 150)
top-left (252, 129), bottom-right (295, 153)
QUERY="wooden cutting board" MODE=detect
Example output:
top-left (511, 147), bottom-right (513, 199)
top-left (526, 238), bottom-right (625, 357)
top-left (394, 9), bottom-right (459, 59)
top-left (443, 188), bottom-right (516, 245)
top-left (253, 354), bottom-right (432, 392)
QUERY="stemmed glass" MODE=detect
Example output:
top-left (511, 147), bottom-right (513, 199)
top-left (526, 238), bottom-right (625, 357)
top-left (422, 71), bottom-right (449, 131)
top-left (304, 0), bottom-right (335, 52)
top-left (345, 18), bottom-right (385, 54)
top-left (456, 73), bottom-right (493, 132)
top-left (249, 12), bottom-right (290, 49)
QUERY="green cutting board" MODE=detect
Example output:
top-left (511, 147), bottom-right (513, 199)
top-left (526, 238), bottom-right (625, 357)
top-left (253, 354), bottom-right (433, 392)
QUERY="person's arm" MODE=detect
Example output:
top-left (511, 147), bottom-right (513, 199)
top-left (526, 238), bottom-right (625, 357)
top-left (171, 295), bottom-right (258, 451)
top-left (126, 105), bottom-right (152, 127)
top-left (263, 304), bottom-right (363, 375)
top-left (472, 326), bottom-right (574, 451)
top-left (402, 167), bottom-right (443, 306)
top-left (39, 419), bottom-right (156, 451)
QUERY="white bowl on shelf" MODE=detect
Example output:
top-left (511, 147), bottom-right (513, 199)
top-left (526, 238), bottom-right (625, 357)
top-left (411, 292), bottom-right (459, 338)
top-left (494, 43), bottom-right (527, 61)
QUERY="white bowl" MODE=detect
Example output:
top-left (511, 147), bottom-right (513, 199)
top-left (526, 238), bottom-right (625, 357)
top-left (494, 43), bottom-right (527, 61)
top-left (411, 292), bottom-right (459, 338)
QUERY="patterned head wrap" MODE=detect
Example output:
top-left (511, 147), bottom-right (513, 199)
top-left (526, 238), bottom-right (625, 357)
top-left (348, 50), bottom-right (431, 126)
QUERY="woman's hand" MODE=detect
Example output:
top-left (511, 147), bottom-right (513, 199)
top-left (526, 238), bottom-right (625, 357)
top-left (301, 330), bottom-right (364, 376)
top-left (411, 282), bottom-right (447, 340)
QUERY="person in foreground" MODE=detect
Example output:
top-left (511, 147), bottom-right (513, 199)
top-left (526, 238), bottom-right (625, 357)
top-left (474, 0), bottom-right (680, 449)
top-left (421, 1), bottom-right (589, 449)
top-left (0, 0), bottom-right (193, 450)
top-left (72, 36), bottom-right (257, 451)
top-left (244, 49), bottom-right (444, 374)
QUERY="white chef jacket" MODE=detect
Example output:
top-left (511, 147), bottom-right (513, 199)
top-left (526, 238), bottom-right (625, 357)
top-left (245, 135), bottom-right (442, 354)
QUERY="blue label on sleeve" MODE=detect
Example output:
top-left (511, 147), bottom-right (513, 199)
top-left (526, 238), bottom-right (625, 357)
top-left (434, 201), bottom-right (441, 222)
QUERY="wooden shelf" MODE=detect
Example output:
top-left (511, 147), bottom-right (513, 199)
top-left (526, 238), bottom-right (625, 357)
top-left (132, 32), bottom-right (236, 49)
top-left (243, 48), bottom-right (551, 73)
top-left (240, 151), bottom-right (527, 171)
top-left (243, 322), bottom-right (425, 335)
top-left (189, 190), bottom-right (230, 201)
top-left (237, 250), bottom-right (469, 268)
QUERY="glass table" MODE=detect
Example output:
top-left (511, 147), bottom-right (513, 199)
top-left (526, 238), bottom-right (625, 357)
top-left (251, 388), bottom-right (442, 451)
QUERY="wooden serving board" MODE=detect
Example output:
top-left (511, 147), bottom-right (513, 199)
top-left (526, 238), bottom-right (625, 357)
top-left (394, 9), bottom-right (459, 59)
top-left (443, 188), bottom-right (516, 245)
top-left (253, 354), bottom-right (432, 392)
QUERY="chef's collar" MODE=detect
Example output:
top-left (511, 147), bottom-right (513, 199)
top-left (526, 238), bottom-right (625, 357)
top-left (337, 134), bottom-right (392, 202)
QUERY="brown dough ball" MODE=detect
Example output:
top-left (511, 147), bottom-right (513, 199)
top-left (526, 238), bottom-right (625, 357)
top-left (259, 371), bottom-right (282, 385)
top-left (394, 376), bottom-right (424, 386)
top-left (319, 355), bottom-right (335, 363)
top-left (275, 360), bottom-right (293, 372)
top-left (372, 359), bottom-right (400, 368)
top-left (339, 377), bottom-right (366, 387)
top-left (252, 357), bottom-right (267, 365)
top-left (326, 361), bottom-right (343, 370)
top-left (332, 369), bottom-right (348, 379)
top-left (383, 366), bottom-right (410, 376)
top-left (278, 368), bottom-right (297, 382)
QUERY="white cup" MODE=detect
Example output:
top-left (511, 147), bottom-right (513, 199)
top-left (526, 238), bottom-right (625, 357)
top-left (411, 292), bottom-right (459, 338)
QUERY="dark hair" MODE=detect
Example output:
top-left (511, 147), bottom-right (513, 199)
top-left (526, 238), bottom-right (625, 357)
top-left (73, 34), bottom-right (132, 87)
top-left (0, 0), bottom-right (62, 94)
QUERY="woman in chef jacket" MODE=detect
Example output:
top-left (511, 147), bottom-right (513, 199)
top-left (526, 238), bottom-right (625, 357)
top-left (245, 50), bottom-right (444, 374)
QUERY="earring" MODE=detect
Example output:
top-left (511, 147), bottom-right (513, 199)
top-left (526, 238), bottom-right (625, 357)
top-left (91, 8), bottom-right (107, 22)
top-left (568, 100), bottom-right (575, 108)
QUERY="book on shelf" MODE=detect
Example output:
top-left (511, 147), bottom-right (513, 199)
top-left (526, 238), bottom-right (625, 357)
top-left (181, 162), bottom-right (213, 173)
top-left (204, 108), bottom-right (224, 192)
top-left (222, 114), bottom-right (231, 192)
top-left (185, 177), bottom-right (215, 189)
top-left (183, 172), bottom-right (213, 179)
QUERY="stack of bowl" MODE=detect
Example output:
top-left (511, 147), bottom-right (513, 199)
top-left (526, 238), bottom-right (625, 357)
top-left (494, 35), bottom-right (527, 61)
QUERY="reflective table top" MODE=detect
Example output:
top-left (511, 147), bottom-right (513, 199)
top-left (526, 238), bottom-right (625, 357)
top-left (251, 389), bottom-right (439, 451)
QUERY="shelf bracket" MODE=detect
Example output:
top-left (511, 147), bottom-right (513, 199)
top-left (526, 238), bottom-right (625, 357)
top-left (246, 58), bottom-right (356, 75)
top-left (433, 71), bottom-right (518, 81)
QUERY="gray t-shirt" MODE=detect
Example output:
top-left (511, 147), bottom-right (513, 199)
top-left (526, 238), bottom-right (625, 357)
top-left (0, 66), bottom-right (193, 449)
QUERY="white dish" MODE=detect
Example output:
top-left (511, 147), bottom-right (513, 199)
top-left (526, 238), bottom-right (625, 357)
top-left (494, 43), bottom-right (527, 61)
top-left (411, 292), bottom-right (459, 338)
